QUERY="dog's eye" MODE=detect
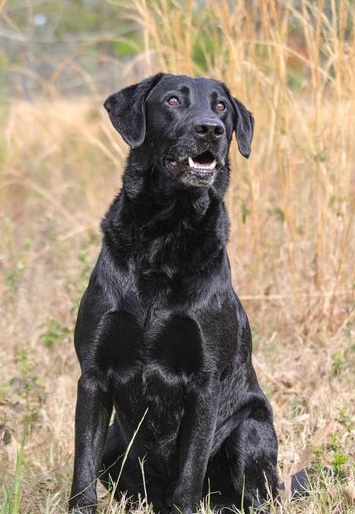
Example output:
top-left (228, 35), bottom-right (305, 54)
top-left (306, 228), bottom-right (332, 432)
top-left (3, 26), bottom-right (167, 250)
top-left (216, 101), bottom-right (226, 112)
top-left (166, 96), bottom-right (180, 107)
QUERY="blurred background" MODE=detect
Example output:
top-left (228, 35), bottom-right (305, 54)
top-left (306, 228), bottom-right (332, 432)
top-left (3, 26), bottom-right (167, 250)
top-left (1, 0), bottom-right (141, 98)
top-left (0, 1), bottom-right (354, 512)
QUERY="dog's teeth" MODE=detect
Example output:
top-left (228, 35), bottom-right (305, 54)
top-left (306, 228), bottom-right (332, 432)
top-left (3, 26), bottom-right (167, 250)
top-left (188, 157), bottom-right (195, 168)
top-left (188, 157), bottom-right (217, 170)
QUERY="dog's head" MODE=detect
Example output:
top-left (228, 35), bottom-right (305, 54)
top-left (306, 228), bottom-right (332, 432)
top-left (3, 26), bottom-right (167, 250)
top-left (104, 73), bottom-right (254, 189)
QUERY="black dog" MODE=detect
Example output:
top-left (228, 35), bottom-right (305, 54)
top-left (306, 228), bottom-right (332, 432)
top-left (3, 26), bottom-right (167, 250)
top-left (69, 73), bottom-right (279, 514)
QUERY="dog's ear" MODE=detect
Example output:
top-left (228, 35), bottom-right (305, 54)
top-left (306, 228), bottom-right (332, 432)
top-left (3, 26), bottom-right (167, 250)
top-left (232, 98), bottom-right (254, 159)
top-left (221, 84), bottom-right (254, 158)
top-left (231, 97), bottom-right (254, 159)
top-left (104, 73), bottom-right (164, 149)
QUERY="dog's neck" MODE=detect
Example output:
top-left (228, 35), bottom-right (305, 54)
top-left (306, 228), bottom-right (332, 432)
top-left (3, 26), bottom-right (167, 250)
top-left (102, 164), bottom-right (230, 263)
top-left (100, 156), bottom-right (232, 302)
top-left (103, 184), bottom-right (229, 241)
top-left (125, 150), bottom-right (230, 217)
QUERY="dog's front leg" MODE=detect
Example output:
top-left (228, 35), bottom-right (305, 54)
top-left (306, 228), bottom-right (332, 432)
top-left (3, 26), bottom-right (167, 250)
top-left (171, 377), bottom-right (220, 514)
top-left (69, 374), bottom-right (113, 513)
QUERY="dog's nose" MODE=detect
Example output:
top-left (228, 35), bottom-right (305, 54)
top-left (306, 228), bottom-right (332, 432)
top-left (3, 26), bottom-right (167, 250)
top-left (194, 118), bottom-right (225, 140)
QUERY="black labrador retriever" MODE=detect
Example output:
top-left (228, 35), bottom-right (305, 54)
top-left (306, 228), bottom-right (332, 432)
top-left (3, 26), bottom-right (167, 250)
top-left (69, 73), bottom-right (279, 514)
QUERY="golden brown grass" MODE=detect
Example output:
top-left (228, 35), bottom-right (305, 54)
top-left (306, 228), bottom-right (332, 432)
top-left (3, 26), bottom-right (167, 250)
top-left (1, 0), bottom-right (354, 512)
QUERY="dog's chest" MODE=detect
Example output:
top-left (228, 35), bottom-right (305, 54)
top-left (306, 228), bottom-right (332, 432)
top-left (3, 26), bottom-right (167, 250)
top-left (96, 310), bottom-right (205, 432)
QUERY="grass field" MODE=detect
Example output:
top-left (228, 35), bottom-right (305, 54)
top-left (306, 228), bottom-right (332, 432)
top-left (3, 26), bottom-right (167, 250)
top-left (0, 0), bottom-right (354, 512)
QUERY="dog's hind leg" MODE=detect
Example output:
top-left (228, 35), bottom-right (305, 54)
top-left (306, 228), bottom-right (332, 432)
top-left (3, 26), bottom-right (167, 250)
top-left (229, 416), bottom-right (278, 510)
top-left (207, 411), bottom-right (279, 512)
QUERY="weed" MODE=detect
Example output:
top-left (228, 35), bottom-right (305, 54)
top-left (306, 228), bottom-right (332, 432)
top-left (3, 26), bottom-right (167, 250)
top-left (2, 434), bottom-right (25, 514)
top-left (312, 429), bottom-right (351, 481)
top-left (40, 318), bottom-right (71, 350)
top-left (336, 406), bottom-right (355, 433)
top-left (331, 351), bottom-right (348, 375)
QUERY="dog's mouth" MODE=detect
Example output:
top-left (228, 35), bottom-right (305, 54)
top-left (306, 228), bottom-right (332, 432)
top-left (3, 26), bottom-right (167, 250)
top-left (187, 151), bottom-right (217, 171)
top-left (164, 151), bottom-right (221, 187)
top-left (165, 151), bottom-right (217, 171)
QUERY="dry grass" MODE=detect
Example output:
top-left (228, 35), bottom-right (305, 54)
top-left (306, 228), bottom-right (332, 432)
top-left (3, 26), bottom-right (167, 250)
top-left (1, 0), bottom-right (355, 512)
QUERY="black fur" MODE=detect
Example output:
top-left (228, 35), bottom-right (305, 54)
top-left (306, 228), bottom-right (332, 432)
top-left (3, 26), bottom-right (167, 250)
top-left (69, 73), bottom-right (278, 514)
